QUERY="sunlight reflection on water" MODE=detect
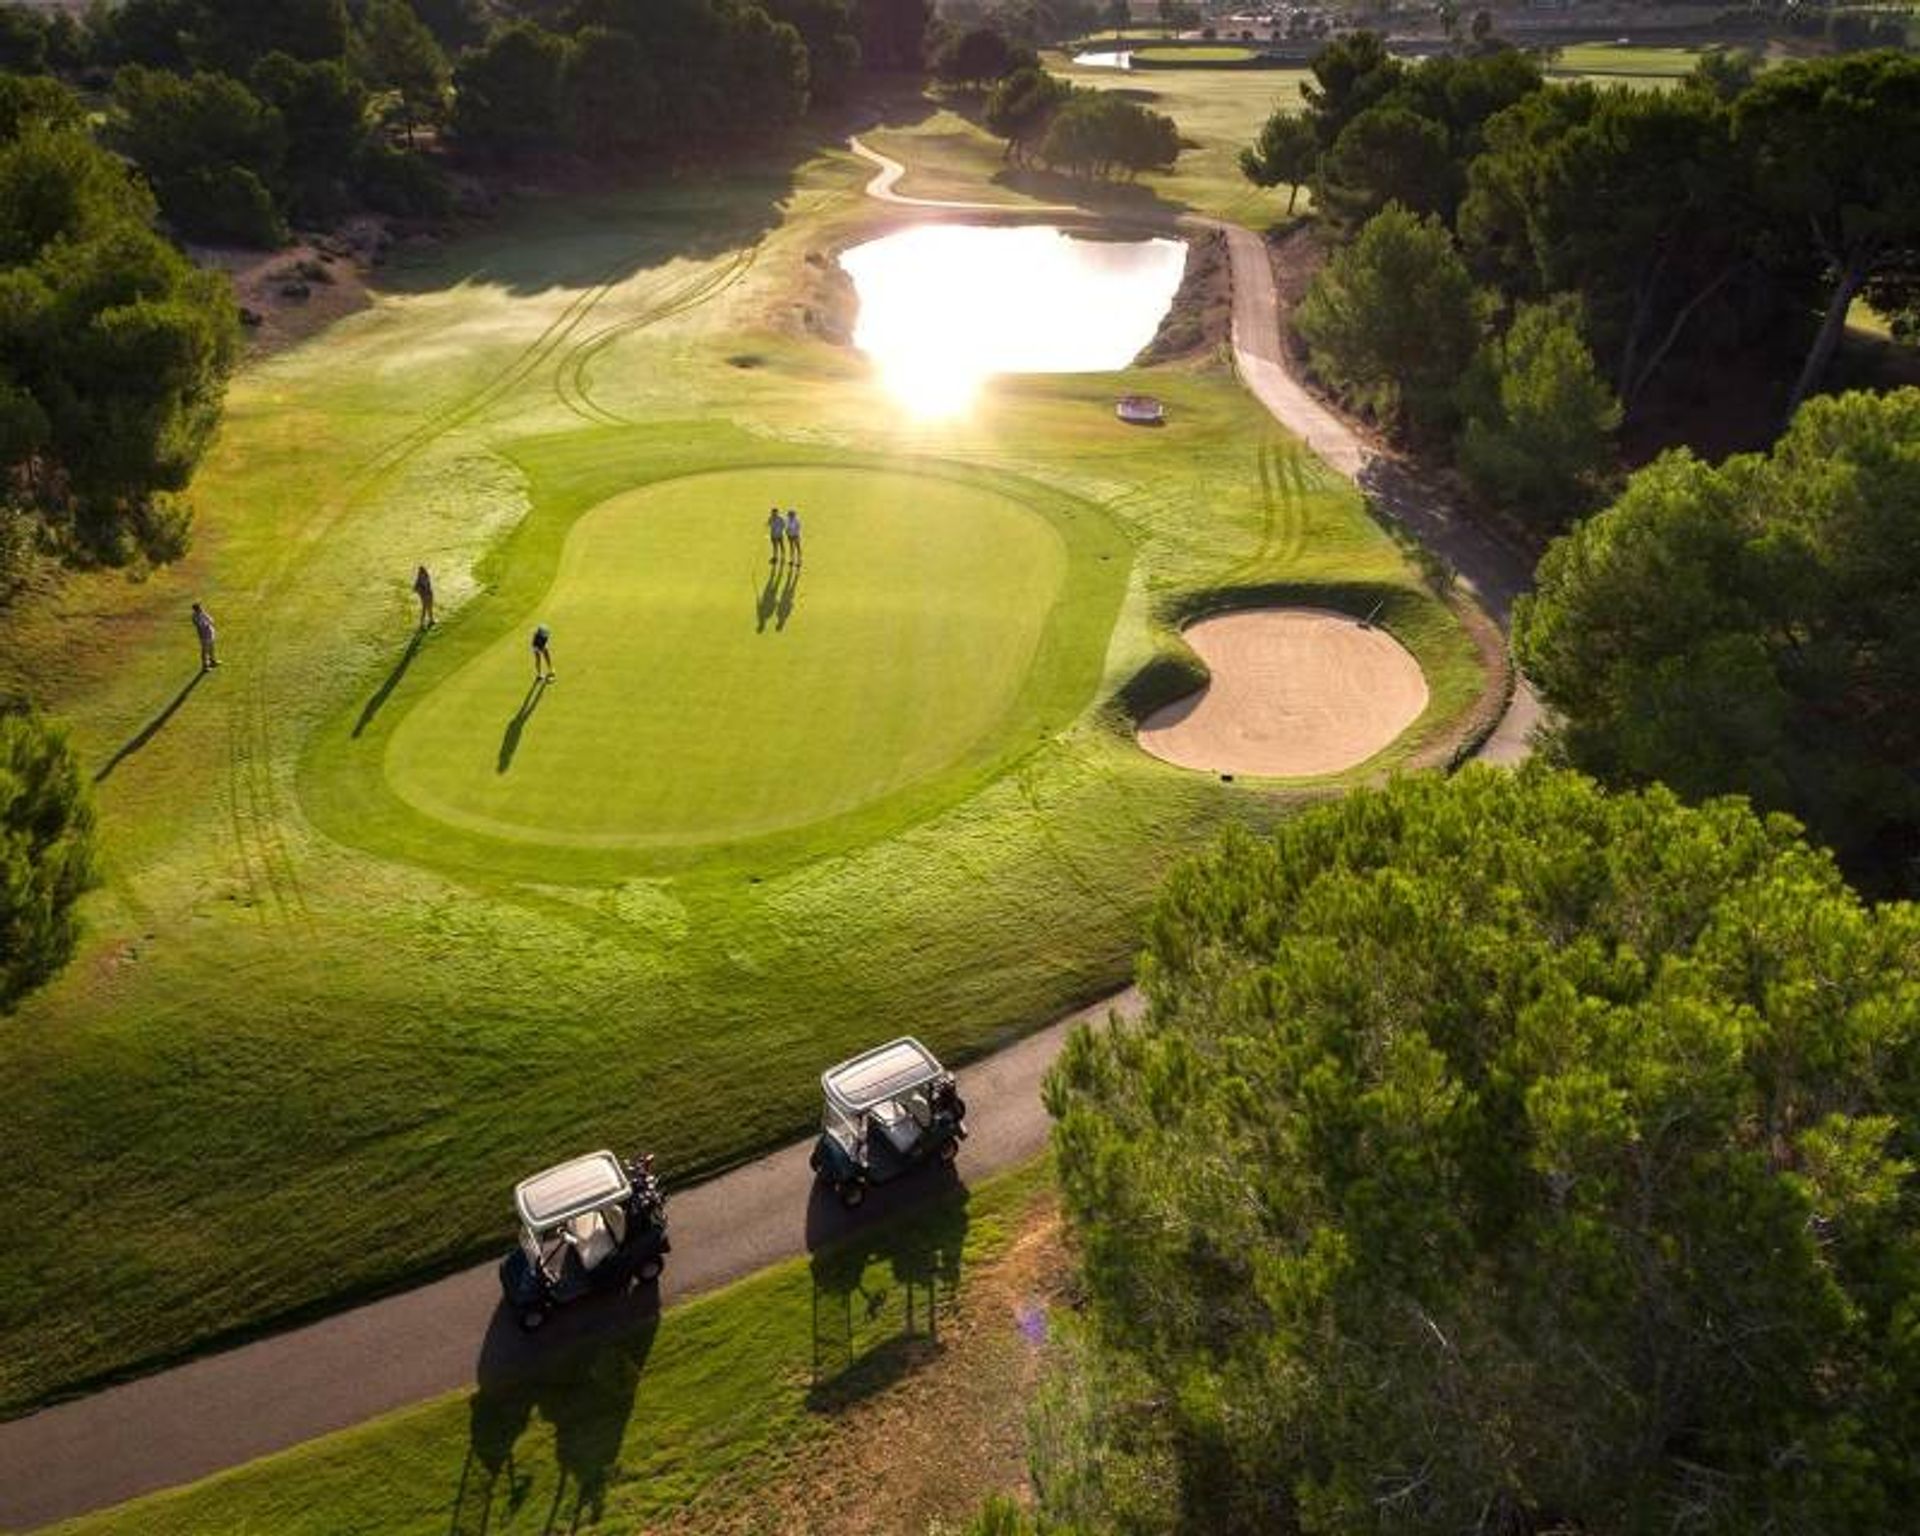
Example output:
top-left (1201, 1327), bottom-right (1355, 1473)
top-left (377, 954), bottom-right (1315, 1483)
top-left (839, 224), bottom-right (1187, 418)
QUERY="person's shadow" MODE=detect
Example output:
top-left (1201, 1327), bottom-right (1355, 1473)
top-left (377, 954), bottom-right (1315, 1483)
top-left (755, 560), bottom-right (782, 632)
top-left (352, 630), bottom-right (425, 738)
top-left (94, 670), bottom-right (205, 783)
top-left (496, 680), bottom-right (546, 774)
top-left (775, 563), bottom-right (802, 631)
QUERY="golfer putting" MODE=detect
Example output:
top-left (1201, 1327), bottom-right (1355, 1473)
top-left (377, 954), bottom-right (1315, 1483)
top-left (531, 623), bottom-right (555, 682)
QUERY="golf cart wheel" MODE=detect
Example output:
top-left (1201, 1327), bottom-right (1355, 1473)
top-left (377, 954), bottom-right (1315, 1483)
top-left (808, 1145), bottom-right (823, 1174)
top-left (839, 1180), bottom-right (866, 1209)
top-left (519, 1307), bottom-right (548, 1333)
top-left (939, 1135), bottom-right (961, 1164)
top-left (636, 1255), bottom-right (665, 1284)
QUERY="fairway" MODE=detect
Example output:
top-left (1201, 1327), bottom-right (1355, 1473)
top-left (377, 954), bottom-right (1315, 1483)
top-left (386, 466), bottom-right (1095, 847)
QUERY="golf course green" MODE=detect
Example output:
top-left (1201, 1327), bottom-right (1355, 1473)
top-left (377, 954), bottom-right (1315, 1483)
top-left (0, 121), bottom-right (1486, 1415)
top-left (383, 463), bottom-right (1121, 854)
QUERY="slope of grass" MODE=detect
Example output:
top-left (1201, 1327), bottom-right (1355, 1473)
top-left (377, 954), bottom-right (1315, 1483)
top-left (49, 1165), bottom-right (1051, 1536)
top-left (0, 130), bottom-right (1480, 1410)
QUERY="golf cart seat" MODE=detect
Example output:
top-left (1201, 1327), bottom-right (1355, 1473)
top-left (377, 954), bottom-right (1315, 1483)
top-left (568, 1210), bottom-right (618, 1272)
top-left (870, 1098), bottom-right (921, 1158)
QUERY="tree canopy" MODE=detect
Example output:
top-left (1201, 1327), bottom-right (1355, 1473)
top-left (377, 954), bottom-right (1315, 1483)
top-left (1456, 295), bottom-right (1620, 531)
top-left (0, 76), bottom-right (239, 563)
top-left (1237, 107), bottom-right (1315, 215)
top-left (1295, 201), bottom-right (1480, 443)
top-left (1041, 766), bottom-right (1920, 1534)
top-left (0, 708), bottom-right (97, 1012)
top-left (1515, 387), bottom-right (1920, 893)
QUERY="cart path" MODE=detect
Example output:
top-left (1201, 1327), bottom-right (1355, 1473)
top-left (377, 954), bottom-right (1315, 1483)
top-left (0, 988), bottom-right (1139, 1531)
top-left (0, 143), bottom-right (1542, 1536)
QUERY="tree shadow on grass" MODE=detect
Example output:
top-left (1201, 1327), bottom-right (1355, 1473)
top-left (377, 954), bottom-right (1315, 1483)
top-left (352, 630), bottom-right (425, 739)
top-left (497, 680), bottom-right (547, 774)
top-left (804, 1170), bottom-right (969, 1413)
top-left (93, 671), bottom-right (205, 784)
top-left (453, 1294), bottom-right (661, 1536)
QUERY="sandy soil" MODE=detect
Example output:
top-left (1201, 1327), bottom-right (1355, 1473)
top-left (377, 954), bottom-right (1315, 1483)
top-left (1139, 607), bottom-right (1430, 777)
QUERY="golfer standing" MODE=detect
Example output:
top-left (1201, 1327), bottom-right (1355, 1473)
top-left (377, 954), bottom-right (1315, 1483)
top-left (785, 508), bottom-right (802, 566)
top-left (413, 565), bottom-right (435, 629)
top-left (767, 506), bottom-right (785, 563)
top-left (532, 623), bottom-right (555, 682)
top-left (191, 601), bottom-right (219, 671)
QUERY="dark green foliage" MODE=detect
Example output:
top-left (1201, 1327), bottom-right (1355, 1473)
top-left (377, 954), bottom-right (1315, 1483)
top-left (109, 66), bottom-right (289, 244)
top-left (1299, 29), bottom-right (1401, 148)
top-left (1295, 203), bottom-right (1480, 443)
top-left (0, 3), bottom-right (46, 73)
top-left (1461, 85), bottom-right (1760, 413)
top-left (1038, 90), bottom-right (1178, 180)
top-left (405, 0), bottom-right (488, 52)
top-left (1734, 51), bottom-right (1920, 412)
top-left (352, 0), bottom-right (449, 145)
top-left (0, 709), bottom-right (97, 1013)
top-left (1237, 107), bottom-right (1315, 214)
top-left (0, 82), bottom-right (239, 562)
top-left (1317, 104), bottom-right (1450, 223)
top-left (450, 20), bottom-right (567, 158)
top-left (1455, 296), bottom-right (1620, 531)
top-left (985, 62), bottom-right (1071, 164)
top-left (930, 23), bottom-right (1028, 87)
top-left (1516, 388), bottom-right (1920, 893)
top-left (857, 0), bottom-right (931, 70)
top-left (561, 25), bottom-right (657, 157)
top-left (1043, 767), bottom-right (1920, 1533)
top-left (455, 2), bottom-right (810, 163)
top-left (763, 0), bottom-right (861, 105)
top-left (252, 53), bottom-right (371, 224)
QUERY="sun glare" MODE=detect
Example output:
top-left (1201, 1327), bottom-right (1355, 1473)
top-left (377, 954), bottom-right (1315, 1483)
top-left (839, 224), bottom-right (1187, 420)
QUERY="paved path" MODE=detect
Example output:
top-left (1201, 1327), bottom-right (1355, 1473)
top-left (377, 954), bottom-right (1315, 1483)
top-left (0, 989), bottom-right (1139, 1531)
top-left (0, 141), bottom-right (1542, 1536)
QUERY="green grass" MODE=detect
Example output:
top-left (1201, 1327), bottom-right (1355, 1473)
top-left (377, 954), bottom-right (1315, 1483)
top-left (370, 458), bottom-right (1124, 866)
top-left (48, 1164), bottom-right (1049, 1536)
top-left (1131, 45), bottom-right (1260, 63)
top-left (1542, 42), bottom-right (1706, 89)
top-left (0, 132), bottom-right (1481, 1410)
top-left (881, 59), bottom-right (1313, 227)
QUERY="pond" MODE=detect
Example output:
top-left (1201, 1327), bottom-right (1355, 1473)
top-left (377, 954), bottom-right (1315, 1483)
top-left (839, 223), bottom-right (1187, 417)
top-left (1071, 49), bottom-right (1133, 68)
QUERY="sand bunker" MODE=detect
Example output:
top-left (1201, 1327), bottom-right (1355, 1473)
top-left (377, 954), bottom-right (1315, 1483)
top-left (1138, 607), bottom-right (1429, 777)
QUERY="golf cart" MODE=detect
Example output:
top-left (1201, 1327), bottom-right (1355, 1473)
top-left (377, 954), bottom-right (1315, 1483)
top-left (497, 1149), bottom-right (669, 1331)
top-left (809, 1037), bottom-right (968, 1207)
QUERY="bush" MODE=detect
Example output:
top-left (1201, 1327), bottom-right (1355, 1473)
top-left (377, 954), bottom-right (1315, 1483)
top-left (1455, 296), bottom-right (1619, 531)
top-left (1296, 202), bottom-right (1480, 442)
top-left (0, 708), bottom-right (97, 1012)
top-left (353, 137), bottom-right (451, 217)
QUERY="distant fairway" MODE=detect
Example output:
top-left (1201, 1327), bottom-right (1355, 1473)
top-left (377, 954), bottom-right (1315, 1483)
top-left (385, 465), bottom-right (1102, 849)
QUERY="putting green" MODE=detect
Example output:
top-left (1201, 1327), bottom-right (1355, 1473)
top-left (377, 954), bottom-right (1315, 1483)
top-left (383, 464), bottom-right (1095, 849)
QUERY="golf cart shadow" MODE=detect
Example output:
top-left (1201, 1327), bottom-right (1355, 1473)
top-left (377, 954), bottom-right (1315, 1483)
top-left (804, 1168), bottom-right (970, 1413)
top-left (449, 1294), bottom-right (661, 1535)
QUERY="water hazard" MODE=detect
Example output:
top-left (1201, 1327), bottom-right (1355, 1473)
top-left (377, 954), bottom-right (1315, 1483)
top-left (839, 223), bottom-right (1185, 416)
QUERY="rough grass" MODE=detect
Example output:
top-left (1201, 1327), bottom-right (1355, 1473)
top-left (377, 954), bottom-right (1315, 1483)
top-left (46, 1165), bottom-right (1054, 1536)
top-left (1542, 42), bottom-right (1706, 88)
top-left (0, 131), bottom-right (1480, 1410)
top-left (1046, 54), bottom-right (1312, 225)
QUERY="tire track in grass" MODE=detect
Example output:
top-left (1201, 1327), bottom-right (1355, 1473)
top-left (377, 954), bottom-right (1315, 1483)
top-left (554, 245), bottom-right (761, 426)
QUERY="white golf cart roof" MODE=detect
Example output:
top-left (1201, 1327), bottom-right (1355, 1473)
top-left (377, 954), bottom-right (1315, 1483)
top-left (822, 1037), bottom-right (945, 1115)
top-left (514, 1150), bottom-right (631, 1231)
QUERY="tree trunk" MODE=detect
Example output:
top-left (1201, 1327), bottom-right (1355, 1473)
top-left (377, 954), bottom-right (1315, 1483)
top-left (1286, 182), bottom-right (1299, 214)
top-left (1785, 250), bottom-right (1871, 420)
